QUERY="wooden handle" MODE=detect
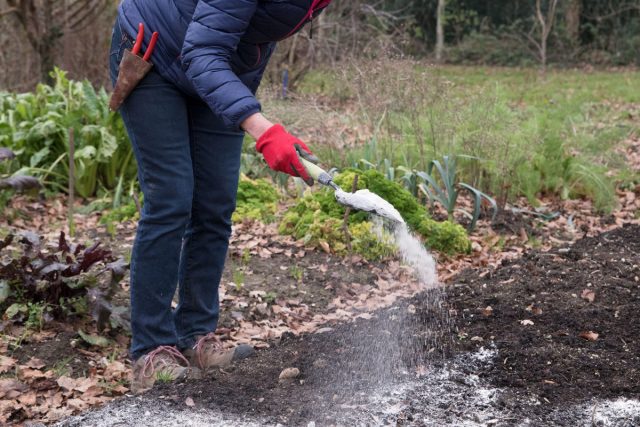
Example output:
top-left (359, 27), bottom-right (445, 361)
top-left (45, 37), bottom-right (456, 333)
top-left (300, 157), bottom-right (328, 181)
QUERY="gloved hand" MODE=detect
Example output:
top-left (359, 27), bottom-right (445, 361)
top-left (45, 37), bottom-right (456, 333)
top-left (256, 124), bottom-right (318, 185)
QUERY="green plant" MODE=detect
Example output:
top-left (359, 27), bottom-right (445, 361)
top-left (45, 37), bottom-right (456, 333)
top-left (99, 195), bottom-right (141, 236)
top-left (155, 370), bottom-right (174, 384)
top-left (52, 356), bottom-right (74, 377)
top-left (417, 155), bottom-right (497, 231)
top-left (231, 267), bottom-right (245, 290)
top-left (289, 265), bottom-right (303, 282)
top-left (25, 302), bottom-right (51, 331)
top-left (241, 249), bottom-right (251, 266)
top-left (0, 69), bottom-right (136, 198)
top-left (0, 231), bottom-right (129, 331)
top-left (297, 63), bottom-right (630, 214)
top-left (264, 291), bottom-right (277, 304)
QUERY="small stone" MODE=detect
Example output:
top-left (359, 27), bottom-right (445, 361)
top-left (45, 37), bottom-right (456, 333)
top-left (279, 367), bottom-right (300, 381)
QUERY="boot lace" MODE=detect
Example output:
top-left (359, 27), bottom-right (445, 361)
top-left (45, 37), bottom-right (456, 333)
top-left (142, 345), bottom-right (190, 378)
top-left (193, 332), bottom-right (223, 369)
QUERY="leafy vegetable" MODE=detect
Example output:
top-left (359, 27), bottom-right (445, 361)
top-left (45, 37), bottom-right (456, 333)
top-left (0, 231), bottom-right (129, 330)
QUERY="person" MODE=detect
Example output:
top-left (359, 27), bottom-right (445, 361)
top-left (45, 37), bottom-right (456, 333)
top-left (109, 0), bottom-right (331, 393)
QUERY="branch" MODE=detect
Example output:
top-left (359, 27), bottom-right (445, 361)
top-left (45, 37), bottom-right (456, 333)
top-left (0, 7), bottom-right (17, 16)
top-left (584, 3), bottom-right (640, 22)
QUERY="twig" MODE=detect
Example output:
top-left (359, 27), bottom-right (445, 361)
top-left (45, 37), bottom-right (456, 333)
top-left (0, 7), bottom-right (17, 17)
top-left (68, 127), bottom-right (75, 237)
top-left (132, 191), bottom-right (142, 216)
top-left (342, 174), bottom-right (359, 255)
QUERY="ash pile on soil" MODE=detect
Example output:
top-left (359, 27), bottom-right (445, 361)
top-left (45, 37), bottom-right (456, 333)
top-left (61, 224), bottom-right (640, 426)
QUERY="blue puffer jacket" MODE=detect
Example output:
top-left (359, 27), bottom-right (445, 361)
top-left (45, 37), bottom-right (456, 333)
top-left (118, 0), bottom-right (330, 130)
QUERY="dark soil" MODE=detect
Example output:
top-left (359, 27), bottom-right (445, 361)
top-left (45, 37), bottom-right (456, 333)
top-left (220, 249), bottom-right (381, 325)
top-left (124, 224), bottom-right (640, 425)
top-left (450, 223), bottom-right (640, 406)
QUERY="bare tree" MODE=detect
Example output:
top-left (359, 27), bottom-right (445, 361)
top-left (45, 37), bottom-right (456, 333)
top-left (435, 0), bottom-right (446, 62)
top-left (526, 0), bottom-right (559, 70)
top-left (1, 0), bottom-right (110, 83)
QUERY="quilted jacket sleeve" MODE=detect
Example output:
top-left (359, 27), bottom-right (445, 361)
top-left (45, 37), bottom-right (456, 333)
top-left (181, 0), bottom-right (260, 130)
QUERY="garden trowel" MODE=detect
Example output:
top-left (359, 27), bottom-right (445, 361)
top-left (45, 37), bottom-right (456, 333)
top-left (299, 157), bottom-right (405, 224)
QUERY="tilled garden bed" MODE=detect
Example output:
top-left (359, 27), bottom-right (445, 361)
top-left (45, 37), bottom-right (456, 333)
top-left (61, 224), bottom-right (640, 426)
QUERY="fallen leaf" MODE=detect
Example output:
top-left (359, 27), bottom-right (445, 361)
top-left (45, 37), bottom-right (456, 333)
top-left (56, 376), bottom-right (76, 391)
top-left (580, 289), bottom-right (596, 303)
top-left (579, 331), bottom-right (599, 341)
top-left (19, 367), bottom-right (50, 380)
top-left (25, 357), bottom-right (46, 370)
top-left (185, 397), bottom-right (195, 407)
top-left (0, 356), bottom-right (16, 374)
top-left (78, 330), bottom-right (110, 347)
top-left (102, 361), bottom-right (127, 380)
top-left (17, 391), bottom-right (37, 406)
top-left (66, 398), bottom-right (88, 411)
top-left (319, 241), bottom-right (331, 254)
top-left (0, 378), bottom-right (28, 399)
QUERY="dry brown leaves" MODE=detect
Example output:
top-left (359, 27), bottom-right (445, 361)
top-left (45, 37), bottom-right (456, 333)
top-left (581, 289), bottom-right (596, 303)
top-left (0, 354), bottom-right (129, 424)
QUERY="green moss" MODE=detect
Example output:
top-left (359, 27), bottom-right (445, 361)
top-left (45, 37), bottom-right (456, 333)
top-left (279, 169), bottom-right (471, 257)
top-left (99, 201), bottom-right (139, 225)
top-left (414, 218), bottom-right (471, 255)
top-left (350, 222), bottom-right (396, 259)
top-left (232, 176), bottom-right (280, 223)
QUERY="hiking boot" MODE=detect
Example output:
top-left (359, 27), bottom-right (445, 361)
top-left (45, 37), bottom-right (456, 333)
top-left (183, 332), bottom-right (254, 371)
top-left (131, 345), bottom-right (190, 394)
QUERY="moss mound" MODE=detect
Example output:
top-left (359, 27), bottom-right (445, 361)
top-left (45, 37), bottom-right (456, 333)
top-left (233, 176), bottom-right (280, 224)
top-left (279, 169), bottom-right (471, 257)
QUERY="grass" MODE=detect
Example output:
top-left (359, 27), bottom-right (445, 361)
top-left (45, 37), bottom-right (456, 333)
top-left (263, 62), bottom-right (639, 214)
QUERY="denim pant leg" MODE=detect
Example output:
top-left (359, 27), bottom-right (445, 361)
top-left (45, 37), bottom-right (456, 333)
top-left (110, 21), bottom-right (194, 360)
top-left (175, 97), bottom-right (244, 350)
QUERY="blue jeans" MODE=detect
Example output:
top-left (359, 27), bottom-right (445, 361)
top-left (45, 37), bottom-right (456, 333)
top-left (110, 19), bottom-right (244, 360)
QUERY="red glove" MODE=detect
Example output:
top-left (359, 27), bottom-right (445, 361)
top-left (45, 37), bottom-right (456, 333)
top-left (256, 124), bottom-right (317, 185)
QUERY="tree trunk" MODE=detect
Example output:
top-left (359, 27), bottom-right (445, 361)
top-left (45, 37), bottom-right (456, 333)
top-left (39, 0), bottom-right (55, 83)
top-left (435, 0), bottom-right (446, 62)
top-left (565, 0), bottom-right (581, 45)
top-left (535, 0), bottom-right (558, 71)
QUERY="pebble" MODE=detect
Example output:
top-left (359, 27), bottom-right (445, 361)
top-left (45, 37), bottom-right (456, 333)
top-left (279, 367), bottom-right (300, 381)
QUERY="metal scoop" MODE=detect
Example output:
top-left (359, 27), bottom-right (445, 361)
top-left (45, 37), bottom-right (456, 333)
top-left (300, 158), bottom-right (405, 224)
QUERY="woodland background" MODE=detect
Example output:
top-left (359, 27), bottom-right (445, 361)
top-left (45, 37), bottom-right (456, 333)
top-left (0, 0), bottom-right (638, 91)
